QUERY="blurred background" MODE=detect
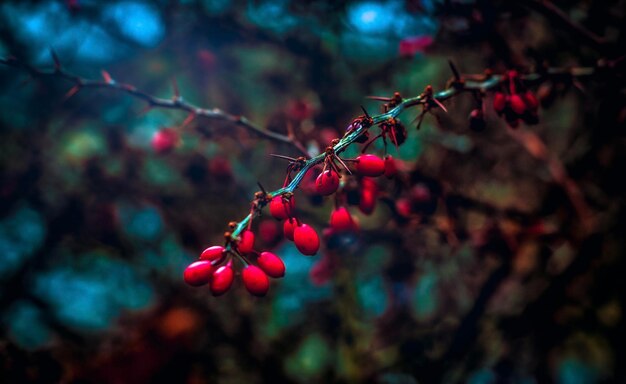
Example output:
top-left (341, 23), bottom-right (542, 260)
top-left (0, 0), bottom-right (624, 383)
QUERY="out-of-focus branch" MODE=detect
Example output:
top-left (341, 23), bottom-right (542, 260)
top-left (514, 0), bottom-right (608, 52)
top-left (506, 128), bottom-right (593, 233)
top-left (0, 55), bottom-right (310, 156)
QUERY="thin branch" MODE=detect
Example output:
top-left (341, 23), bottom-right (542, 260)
top-left (515, 0), bottom-right (608, 52)
top-left (0, 56), bottom-right (309, 157)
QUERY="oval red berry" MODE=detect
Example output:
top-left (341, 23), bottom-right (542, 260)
top-left (315, 170), bottom-right (339, 196)
top-left (384, 155), bottom-right (397, 179)
top-left (269, 196), bottom-right (295, 220)
top-left (510, 94), bottom-right (526, 115)
top-left (199, 245), bottom-right (225, 261)
top-left (242, 265), bottom-right (270, 296)
top-left (493, 92), bottom-right (506, 113)
top-left (294, 223), bottom-right (320, 256)
top-left (210, 265), bottom-right (234, 296)
top-left (356, 154), bottom-right (385, 177)
top-left (237, 230), bottom-right (255, 254)
top-left (257, 251), bottom-right (285, 278)
top-left (330, 207), bottom-right (356, 232)
top-left (283, 218), bottom-right (297, 241)
top-left (183, 261), bottom-right (213, 287)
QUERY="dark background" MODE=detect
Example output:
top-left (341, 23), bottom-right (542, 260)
top-left (0, 1), bottom-right (624, 383)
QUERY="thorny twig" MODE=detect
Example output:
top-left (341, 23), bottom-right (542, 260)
top-left (0, 54), bottom-right (310, 157)
top-left (0, 55), bottom-right (601, 247)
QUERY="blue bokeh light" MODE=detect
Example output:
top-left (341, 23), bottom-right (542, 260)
top-left (3, 300), bottom-right (52, 349)
top-left (33, 254), bottom-right (154, 331)
top-left (347, 2), bottom-right (394, 35)
top-left (0, 204), bottom-right (46, 278)
top-left (104, 2), bottom-right (165, 47)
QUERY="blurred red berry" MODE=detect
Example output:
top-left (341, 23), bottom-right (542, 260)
top-left (509, 94), bottom-right (527, 115)
top-left (199, 245), bottom-right (225, 261)
top-left (493, 92), bottom-right (506, 114)
top-left (242, 265), bottom-right (270, 296)
top-left (286, 99), bottom-right (314, 121)
top-left (469, 108), bottom-right (486, 131)
top-left (183, 261), bottom-right (214, 287)
top-left (359, 178), bottom-right (378, 215)
top-left (398, 35), bottom-right (433, 57)
top-left (151, 128), bottom-right (179, 153)
top-left (523, 90), bottom-right (539, 111)
top-left (258, 219), bottom-right (281, 247)
top-left (294, 223), bottom-right (320, 256)
top-left (395, 198), bottom-right (412, 218)
top-left (257, 251), bottom-right (285, 278)
top-left (269, 195), bottom-right (295, 220)
top-left (315, 170), bottom-right (339, 196)
top-left (356, 154), bottom-right (385, 177)
top-left (208, 157), bottom-right (232, 180)
top-left (210, 264), bottom-right (234, 296)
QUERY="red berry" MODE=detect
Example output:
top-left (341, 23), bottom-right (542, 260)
top-left (242, 265), bottom-right (270, 296)
top-left (395, 198), bottom-right (412, 218)
top-left (237, 230), bottom-right (255, 254)
top-left (283, 218), bottom-right (297, 241)
top-left (355, 154), bottom-right (385, 177)
top-left (383, 155), bottom-right (398, 178)
top-left (208, 157), bottom-right (232, 180)
top-left (315, 170), bottom-right (340, 196)
top-left (183, 261), bottom-right (213, 287)
top-left (359, 189), bottom-right (376, 215)
top-left (330, 207), bottom-right (357, 232)
top-left (257, 251), bottom-right (285, 278)
top-left (151, 128), bottom-right (179, 153)
top-left (294, 223), bottom-right (320, 256)
top-left (523, 90), bottom-right (539, 111)
top-left (411, 183), bottom-right (431, 202)
top-left (510, 94), bottom-right (526, 115)
top-left (210, 264), bottom-right (234, 296)
top-left (199, 245), bottom-right (225, 261)
top-left (493, 92), bottom-right (506, 114)
top-left (359, 178), bottom-right (378, 215)
top-left (258, 219), bottom-right (281, 246)
top-left (269, 195), bottom-right (295, 220)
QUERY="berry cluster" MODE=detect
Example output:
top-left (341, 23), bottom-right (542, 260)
top-left (492, 70), bottom-right (540, 127)
top-left (183, 114), bottom-right (403, 296)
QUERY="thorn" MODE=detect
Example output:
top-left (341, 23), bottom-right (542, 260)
top-left (181, 112), bottom-right (196, 128)
top-left (366, 95), bottom-right (393, 102)
top-left (413, 110), bottom-right (427, 130)
top-left (432, 97), bottom-right (448, 113)
top-left (572, 79), bottom-right (586, 93)
top-left (269, 154), bottom-right (298, 162)
top-left (64, 85), bottom-right (81, 100)
top-left (138, 104), bottom-right (153, 116)
top-left (171, 77), bottom-right (180, 98)
top-left (334, 155), bottom-right (352, 175)
top-left (50, 49), bottom-right (61, 70)
top-left (448, 59), bottom-right (461, 81)
top-left (101, 70), bottom-right (113, 84)
top-left (257, 182), bottom-right (267, 195)
top-left (360, 105), bottom-right (370, 118)
top-left (328, 159), bottom-right (342, 175)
